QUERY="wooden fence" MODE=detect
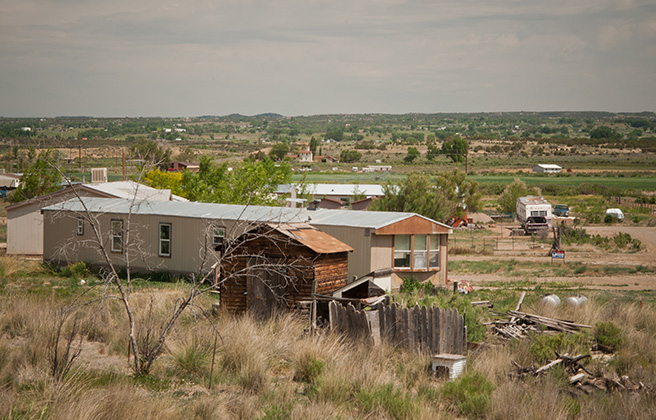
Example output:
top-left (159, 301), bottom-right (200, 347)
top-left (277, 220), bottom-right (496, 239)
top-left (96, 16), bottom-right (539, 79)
top-left (329, 302), bottom-right (466, 354)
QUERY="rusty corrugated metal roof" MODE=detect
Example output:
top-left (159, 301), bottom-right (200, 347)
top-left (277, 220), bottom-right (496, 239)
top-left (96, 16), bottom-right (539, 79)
top-left (267, 222), bottom-right (353, 254)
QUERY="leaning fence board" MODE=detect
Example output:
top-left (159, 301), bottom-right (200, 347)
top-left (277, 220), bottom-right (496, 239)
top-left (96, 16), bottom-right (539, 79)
top-left (329, 300), bottom-right (465, 354)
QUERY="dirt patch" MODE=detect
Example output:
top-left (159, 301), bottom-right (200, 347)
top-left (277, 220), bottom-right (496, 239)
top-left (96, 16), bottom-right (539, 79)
top-left (449, 225), bottom-right (656, 291)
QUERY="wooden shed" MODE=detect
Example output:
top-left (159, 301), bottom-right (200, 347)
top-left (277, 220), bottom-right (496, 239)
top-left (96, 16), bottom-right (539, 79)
top-left (219, 223), bottom-right (353, 317)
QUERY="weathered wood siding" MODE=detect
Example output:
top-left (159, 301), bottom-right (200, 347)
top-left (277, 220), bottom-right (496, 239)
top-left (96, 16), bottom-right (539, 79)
top-left (220, 230), bottom-right (349, 314)
top-left (329, 302), bottom-right (466, 354)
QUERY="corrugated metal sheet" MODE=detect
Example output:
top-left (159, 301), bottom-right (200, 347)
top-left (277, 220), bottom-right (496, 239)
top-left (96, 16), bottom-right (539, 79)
top-left (308, 208), bottom-right (451, 230)
top-left (43, 197), bottom-right (449, 231)
top-left (277, 183), bottom-right (385, 197)
top-left (267, 223), bottom-right (353, 254)
top-left (83, 181), bottom-right (186, 202)
top-left (42, 197), bottom-right (310, 224)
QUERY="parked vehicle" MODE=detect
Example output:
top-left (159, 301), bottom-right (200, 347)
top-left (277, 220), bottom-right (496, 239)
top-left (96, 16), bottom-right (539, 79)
top-left (523, 216), bottom-right (550, 234)
top-left (605, 208), bottom-right (624, 221)
top-left (517, 196), bottom-right (552, 235)
top-left (553, 204), bottom-right (569, 217)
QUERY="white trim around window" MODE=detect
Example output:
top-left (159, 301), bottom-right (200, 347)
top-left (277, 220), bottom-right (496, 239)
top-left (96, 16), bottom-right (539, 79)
top-left (159, 223), bottom-right (171, 257)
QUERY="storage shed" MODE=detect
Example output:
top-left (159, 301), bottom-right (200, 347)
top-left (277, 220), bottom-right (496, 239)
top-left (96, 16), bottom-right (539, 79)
top-left (220, 223), bottom-right (352, 317)
top-left (532, 164), bottom-right (562, 174)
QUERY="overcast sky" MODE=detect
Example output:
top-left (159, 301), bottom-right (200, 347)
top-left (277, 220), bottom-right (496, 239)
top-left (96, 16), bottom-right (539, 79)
top-left (1, 0), bottom-right (655, 117)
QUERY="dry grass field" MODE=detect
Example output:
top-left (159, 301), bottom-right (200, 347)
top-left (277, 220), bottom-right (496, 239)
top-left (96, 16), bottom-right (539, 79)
top-left (0, 255), bottom-right (654, 419)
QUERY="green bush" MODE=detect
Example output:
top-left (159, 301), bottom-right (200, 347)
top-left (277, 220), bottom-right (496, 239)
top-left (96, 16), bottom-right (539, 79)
top-left (594, 322), bottom-right (622, 352)
top-left (529, 331), bottom-right (592, 363)
top-left (294, 355), bottom-right (325, 384)
top-left (400, 276), bottom-right (433, 294)
top-left (441, 371), bottom-right (494, 419)
top-left (59, 262), bottom-right (88, 278)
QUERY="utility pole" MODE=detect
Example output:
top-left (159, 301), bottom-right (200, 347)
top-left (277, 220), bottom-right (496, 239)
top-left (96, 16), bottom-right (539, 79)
top-left (122, 148), bottom-right (126, 181)
top-left (78, 132), bottom-right (82, 169)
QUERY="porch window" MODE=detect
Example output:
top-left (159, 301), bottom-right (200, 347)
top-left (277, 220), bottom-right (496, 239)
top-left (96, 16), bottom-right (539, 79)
top-left (159, 223), bottom-right (171, 257)
top-left (429, 235), bottom-right (440, 269)
top-left (111, 220), bottom-right (123, 253)
top-left (413, 234), bottom-right (427, 269)
top-left (394, 233), bottom-right (442, 271)
top-left (394, 234), bottom-right (411, 268)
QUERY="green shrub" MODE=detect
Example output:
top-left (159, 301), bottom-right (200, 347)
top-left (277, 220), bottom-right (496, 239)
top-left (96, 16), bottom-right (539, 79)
top-left (255, 403), bottom-right (293, 420)
top-left (294, 355), bottom-right (325, 384)
top-left (529, 331), bottom-right (592, 363)
top-left (400, 276), bottom-right (433, 294)
top-left (356, 383), bottom-right (418, 420)
top-left (613, 233), bottom-right (632, 248)
top-left (172, 342), bottom-right (210, 378)
top-left (594, 322), bottom-right (622, 352)
top-left (441, 371), bottom-right (494, 419)
top-left (59, 262), bottom-right (88, 278)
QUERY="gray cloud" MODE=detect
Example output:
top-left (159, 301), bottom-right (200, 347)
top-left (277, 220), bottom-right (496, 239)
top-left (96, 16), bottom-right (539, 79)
top-left (0, 0), bottom-right (654, 116)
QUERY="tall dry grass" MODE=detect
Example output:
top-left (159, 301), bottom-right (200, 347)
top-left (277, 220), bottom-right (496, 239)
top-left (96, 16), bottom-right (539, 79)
top-left (1, 282), bottom-right (656, 419)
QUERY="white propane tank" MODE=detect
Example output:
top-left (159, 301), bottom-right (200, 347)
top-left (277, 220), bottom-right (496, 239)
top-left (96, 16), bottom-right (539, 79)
top-left (541, 294), bottom-right (561, 308)
top-left (564, 296), bottom-right (588, 308)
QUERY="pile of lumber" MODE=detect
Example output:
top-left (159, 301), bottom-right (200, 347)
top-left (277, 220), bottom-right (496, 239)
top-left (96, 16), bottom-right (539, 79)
top-left (511, 352), bottom-right (651, 395)
top-left (491, 311), bottom-right (591, 339)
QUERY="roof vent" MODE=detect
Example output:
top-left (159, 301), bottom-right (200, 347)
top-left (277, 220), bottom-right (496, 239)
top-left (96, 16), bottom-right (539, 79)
top-left (90, 168), bottom-right (107, 184)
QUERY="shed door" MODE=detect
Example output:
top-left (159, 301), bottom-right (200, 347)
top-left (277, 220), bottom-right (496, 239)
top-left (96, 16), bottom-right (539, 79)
top-left (246, 257), bottom-right (288, 318)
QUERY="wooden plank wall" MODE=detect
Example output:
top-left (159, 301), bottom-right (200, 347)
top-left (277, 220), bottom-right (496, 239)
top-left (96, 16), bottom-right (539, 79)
top-left (329, 302), bottom-right (466, 354)
top-left (379, 303), bottom-right (465, 354)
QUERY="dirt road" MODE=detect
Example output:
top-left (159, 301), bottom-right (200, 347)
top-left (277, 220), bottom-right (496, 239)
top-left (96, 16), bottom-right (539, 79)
top-left (450, 225), bottom-right (656, 291)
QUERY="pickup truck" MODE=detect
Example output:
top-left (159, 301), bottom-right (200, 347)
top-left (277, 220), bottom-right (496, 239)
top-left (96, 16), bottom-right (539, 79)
top-left (553, 204), bottom-right (569, 217)
top-left (522, 216), bottom-right (549, 235)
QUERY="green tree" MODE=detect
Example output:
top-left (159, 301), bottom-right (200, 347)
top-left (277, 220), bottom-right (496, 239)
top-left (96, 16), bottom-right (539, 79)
top-left (441, 137), bottom-right (468, 163)
top-left (436, 169), bottom-right (482, 215)
top-left (370, 173), bottom-right (455, 222)
top-left (12, 149), bottom-right (61, 202)
top-left (325, 127), bottom-right (344, 141)
top-left (589, 126), bottom-right (621, 140)
top-left (340, 150), bottom-right (362, 163)
top-left (130, 140), bottom-right (172, 170)
top-left (497, 178), bottom-right (529, 213)
top-left (404, 147), bottom-right (420, 163)
top-left (309, 137), bottom-right (319, 154)
top-left (162, 156), bottom-right (291, 206)
top-left (269, 142), bottom-right (290, 161)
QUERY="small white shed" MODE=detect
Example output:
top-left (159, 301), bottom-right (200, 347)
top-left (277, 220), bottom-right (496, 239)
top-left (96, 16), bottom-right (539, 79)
top-left (532, 164), bottom-right (562, 174)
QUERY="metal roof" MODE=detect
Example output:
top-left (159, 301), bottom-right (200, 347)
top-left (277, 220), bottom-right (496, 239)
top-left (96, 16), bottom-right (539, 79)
top-left (534, 164), bottom-right (562, 169)
top-left (518, 196), bottom-right (551, 206)
top-left (42, 197), bottom-right (449, 230)
top-left (83, 181), bottom-right (187, 202)
top-left (265, 223), bottom-right (353, 254)
top-left (42, 197), bottom-right (310, 224)
top-left (277, 183), bottom-right (385, 197)
top-left (307, 208), bottom-right (451, 230)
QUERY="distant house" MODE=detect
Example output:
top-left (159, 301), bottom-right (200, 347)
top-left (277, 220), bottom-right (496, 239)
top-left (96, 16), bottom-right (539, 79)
top-left (532, 164), bottom-right (562, 174)
top-left (169, 161), bottom-right (200, 172)
top-left (220, 223), bottom-right (352, 316)
top-left (363, 165), bottom-right (392, 172)
top-left (313, 155), bottom-right (338, 163)
top-left (298, 150), bottom-right (313, 163)
top-left (7, 181), bottom-right (186, 255)
top-left (277, 183), bottom-right (385, 204)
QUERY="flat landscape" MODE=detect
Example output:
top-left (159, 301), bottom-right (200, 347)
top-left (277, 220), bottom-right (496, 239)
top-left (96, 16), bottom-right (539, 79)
top-left (0, 112), bottom-right (655, 419)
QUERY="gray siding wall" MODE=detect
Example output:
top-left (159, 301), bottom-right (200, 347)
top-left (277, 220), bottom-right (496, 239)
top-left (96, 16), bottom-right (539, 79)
top-left (42, 210), bottom-right (257, 275)
top-left (310, 224), bottom-right (372, 281)
top-left (7, 190), bottom-right (100, 255)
